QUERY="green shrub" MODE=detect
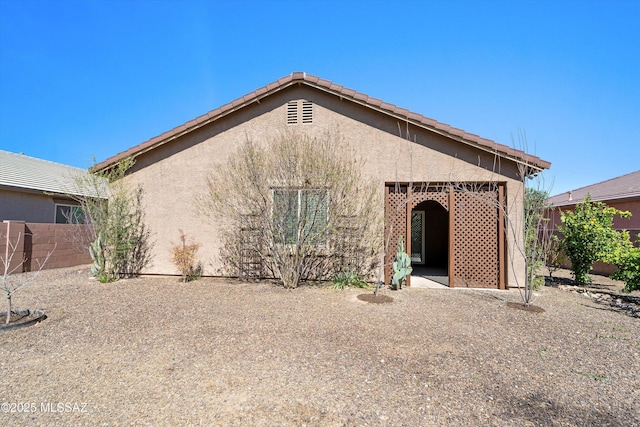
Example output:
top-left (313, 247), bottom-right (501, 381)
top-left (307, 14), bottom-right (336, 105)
top-left (74, 157), bottom-right (153, 283)
top-left (331, 270), bottom-right (370, 290)
top-left (604, 232), bottom-right (640, 293)
top-left (543, 234), bottom-right (567, 281)
top-left (531, 259), bottom-right (546, 290)
top-left (559, 196), bottom-right (630, 284)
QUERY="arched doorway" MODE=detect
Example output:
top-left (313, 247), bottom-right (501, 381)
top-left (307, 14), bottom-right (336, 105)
top-left (411, 200), bottom-right (449, 285)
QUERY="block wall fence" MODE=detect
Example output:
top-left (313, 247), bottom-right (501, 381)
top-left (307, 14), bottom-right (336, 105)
top-left (1, 220), bottom-right (92, 273)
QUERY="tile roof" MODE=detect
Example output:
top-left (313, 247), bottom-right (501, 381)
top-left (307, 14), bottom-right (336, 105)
top-left (93, 72), bottom-right (551, 173)
top-left (0, 150), bottom-right (102, 197)
top-left (547, 170), bottom-right (640, 207)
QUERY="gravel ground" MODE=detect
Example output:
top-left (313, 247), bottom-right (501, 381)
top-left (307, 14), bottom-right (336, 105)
top-left (1, 266), bottom-right (639, 426)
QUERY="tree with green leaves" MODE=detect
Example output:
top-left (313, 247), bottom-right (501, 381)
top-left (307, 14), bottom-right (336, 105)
top-left (603, 231), bottom-right (640, 293)
top-left (559, 195), bottom-right (631, 284)
top-left (72, 157), bottom-right (153, 283)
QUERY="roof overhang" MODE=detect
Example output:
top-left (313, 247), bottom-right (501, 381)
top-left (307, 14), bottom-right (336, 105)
top-left (93, 72), bottom-right (551, 175)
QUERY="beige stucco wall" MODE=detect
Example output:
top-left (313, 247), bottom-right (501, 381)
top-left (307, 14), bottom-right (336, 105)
top-left (120, 85), bottom-right (527, 286)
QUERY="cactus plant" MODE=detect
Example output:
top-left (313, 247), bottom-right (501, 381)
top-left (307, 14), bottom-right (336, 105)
top-left (391, 235), bottom-right (412, 289)
top-left (89, 233), bottom-right (106, 280)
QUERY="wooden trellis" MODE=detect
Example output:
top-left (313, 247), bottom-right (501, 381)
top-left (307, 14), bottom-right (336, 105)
top-left (384, 183), bottom-right (506, 289)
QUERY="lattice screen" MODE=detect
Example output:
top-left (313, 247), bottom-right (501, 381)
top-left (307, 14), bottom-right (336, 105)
top-left (385, 183), bottom-right (502, 288)
top-left (409, 185), bottom-right (449, 211)
top-left (240, 225), bottom-right (264, 278)
top-left (384, 185), bottom-right (407, 284)
top-left (385, 184), bottom-right (450, 285)
top-left (452, 187), bottom-right (499, 288)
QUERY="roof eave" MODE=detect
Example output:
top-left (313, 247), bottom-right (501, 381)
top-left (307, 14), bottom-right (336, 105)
top-left (93, 73), bottom-right (551, 173)
top-left (92, 77), bottom-right (303, 173)
top-left (0, 183), bottom-right (96, 199)
top-left (305, 81), bottom-right (550, 172)
top-left (550, 192), bottom-right (640, 208)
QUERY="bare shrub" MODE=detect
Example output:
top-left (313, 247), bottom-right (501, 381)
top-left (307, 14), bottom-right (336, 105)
top-left (449, 130), bottom-right (552, 305)
top-left (1, 231), bottom-right (54, 325)
top-left (199, 129), bottom-right (382, 289)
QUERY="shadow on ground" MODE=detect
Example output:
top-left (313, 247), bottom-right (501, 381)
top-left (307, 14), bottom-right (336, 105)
top-left (494, 390), bottom-right (638, 427)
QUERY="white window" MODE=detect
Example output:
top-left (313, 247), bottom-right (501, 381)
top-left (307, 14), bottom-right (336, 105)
top-left (55, 204), bottom-right (85, 224)
top-left (273, 188), bottom-right (327, 245)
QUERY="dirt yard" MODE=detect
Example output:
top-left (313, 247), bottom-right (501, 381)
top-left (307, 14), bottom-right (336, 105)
top-left (1, 266), bottom-right (638, 426)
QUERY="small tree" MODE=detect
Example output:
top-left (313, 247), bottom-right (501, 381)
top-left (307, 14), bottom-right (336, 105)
top-left (73, 157), bottom-right (153, 282)
top-left (603, 231), bottom-right (640, 293)
top-left (542, 234), bottom-right (566, 281)
top-left (450, 130), bottom-right (553, 306)
top-left (1, 232), bottom-right (54, 325)
top-left (524, 187), bottom-right (551, 290)
top-left (199, 129), bottom-right (381, 289)
top-left (559, 195), bottom-right (631, 284)
top-left (171, 230), bottom-right (201, 282)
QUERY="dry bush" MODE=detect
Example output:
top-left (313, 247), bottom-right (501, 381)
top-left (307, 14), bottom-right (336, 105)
top-left (199, 129), bottom-right (382, 289)
top-left (171, 231), bottom-right (201, 282)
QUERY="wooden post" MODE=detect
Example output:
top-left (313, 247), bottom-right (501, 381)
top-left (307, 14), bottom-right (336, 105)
top-left (448, 186), bottom-right (455, 288)
top-left (384, 185), bottom-right (390, 285)
top-left (498, 184), bottom-right (506, 289)
top-left (405, 184), bottom-right (412, 287)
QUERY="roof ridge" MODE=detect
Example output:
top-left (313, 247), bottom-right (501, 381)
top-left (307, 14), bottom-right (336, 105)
top-left (93, 72), bottom-right (551, 172)
top-left (550, 169), bottom-right (640, 198)
top-left (0, 149), bottom-right (88, 171)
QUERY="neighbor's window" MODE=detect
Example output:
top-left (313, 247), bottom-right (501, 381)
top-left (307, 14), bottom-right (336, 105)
top-left (55, 204), bottom-right (86, 224)
top-left (273, 188), bottom-right (327, 244)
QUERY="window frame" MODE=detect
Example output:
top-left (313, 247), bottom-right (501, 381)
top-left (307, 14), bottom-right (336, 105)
top-left (272, 187), bottom-right (328, 246)
top-left (54, 203), bottom-right (86, 224)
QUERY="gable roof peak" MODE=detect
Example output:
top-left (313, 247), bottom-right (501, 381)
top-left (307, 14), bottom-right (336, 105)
top-left (94, 72), bottom-right (551, 173)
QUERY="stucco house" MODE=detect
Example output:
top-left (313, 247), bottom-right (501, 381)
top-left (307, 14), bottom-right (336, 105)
top-left (547, 169), bottom-right (640, 275)
top-left (0, 150), bottom-right (101, 271)
top-left (94, 72), bottom-right (550, 288)
top-left (0, 150), bottom-right (95, 223)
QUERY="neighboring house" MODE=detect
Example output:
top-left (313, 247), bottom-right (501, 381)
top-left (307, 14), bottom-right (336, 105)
top-left (94, 72), bottom-right (551, 288)
top-left (0, 150), bottom-right (103, 271)
top-left (547, 170), bottom-right (640, 275)
top-left (0, 150), bottom-right (94, 223)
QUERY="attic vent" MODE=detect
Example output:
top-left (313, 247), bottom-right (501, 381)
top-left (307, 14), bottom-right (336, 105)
top-left (286, 100), bottom-right (314, 125)
top-left (302, 101), bottom-right (313, 124)
top-left (287, 101), bottom-right (298, 124)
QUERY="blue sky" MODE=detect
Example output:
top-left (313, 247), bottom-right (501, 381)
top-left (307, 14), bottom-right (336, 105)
top-left (1, 0), bottom-right (638, 195)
